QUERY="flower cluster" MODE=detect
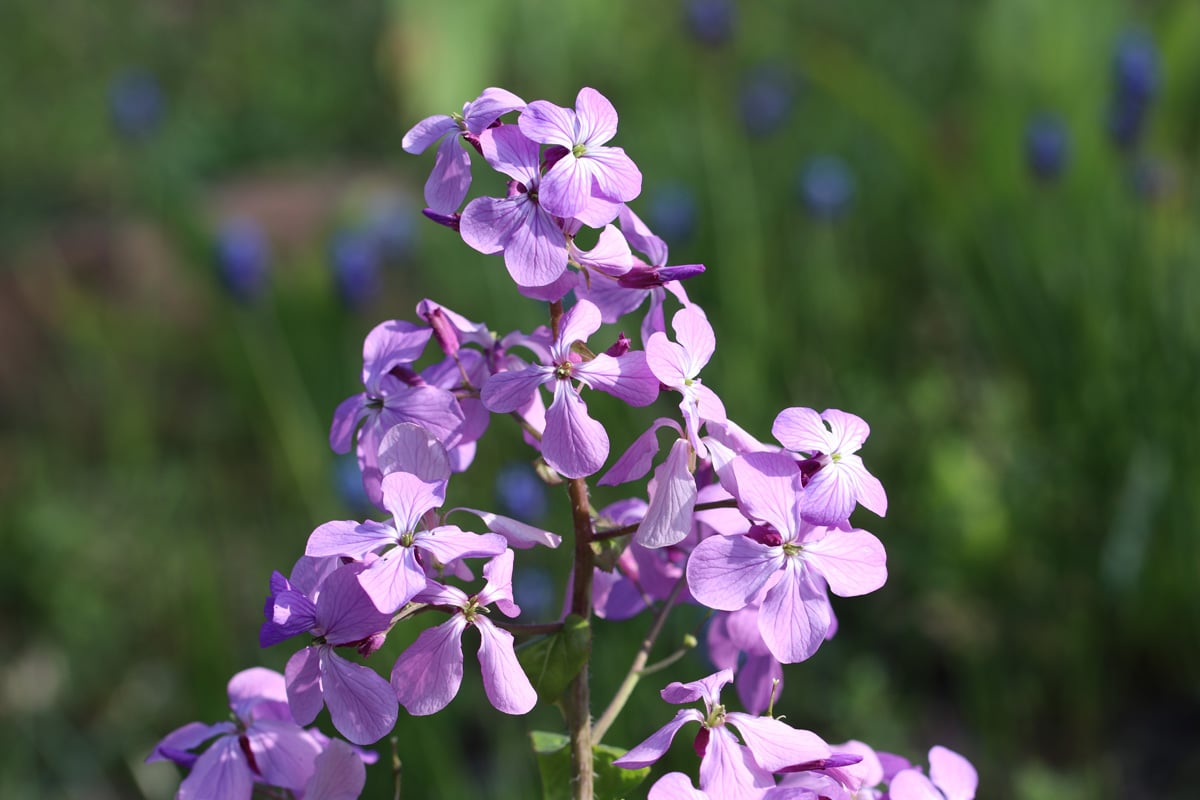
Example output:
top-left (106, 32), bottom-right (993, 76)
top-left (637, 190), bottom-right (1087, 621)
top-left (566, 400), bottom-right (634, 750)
top-left (150, 85), bottom-right (976, 799)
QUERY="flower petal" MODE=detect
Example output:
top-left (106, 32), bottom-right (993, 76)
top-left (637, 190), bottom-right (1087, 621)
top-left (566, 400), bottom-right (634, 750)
top-left (728, 452), bottom-right (803, 539)
top-left (758, 565), bottom-right (832, 663)
top-left (518, 99), bottom-right (577, 148)
top-left (686, 534), bottom-right (782, 611)
top-left (244, 718), bottom-right (322, 789)
top-left (771, 407), bottom-right (831, 455)
top-left (284, 647), bottom-right (324, 727)
top-left (698, 726), bottom-right (774, 799)
top-left (320, 650), bottom-right (399, 745)
top-left (304, 739), bottom-right (368, 800)
top-left (424, 134), bottom-right (472, 213)
top-left (929, 746), bottom-right (978, 800)
top-left (726, 713), bottom-right (830, 773)
top-left (575, 87), bottom-right (619, 144)
top-left (478, 124), bottom-right (540, 185)
top-left (801, 527), bottom-right (887, 597)
top-left (481, 366), bottom-right (551, 413)
top-left (178, 735), bottom-right (254, 800)
top-left (611, 708), bottom-right (702, 769)
top-left (542, 380), bottom-right (609, 479)
top-left (636, 438), bottom-right (697, 549)
top-left (574, 351), bottom-right (660, 406)
top-left (464, 87), bottom-right (526, 135)
top-left (391, 615), bottom-right (469, 716)
top-left (401, 114), bottom-right (456, 154)
top-left (475, 617), bottom-right (537, 714)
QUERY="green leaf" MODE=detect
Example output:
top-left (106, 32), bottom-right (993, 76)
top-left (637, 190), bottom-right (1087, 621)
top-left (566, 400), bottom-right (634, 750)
top-left (530, 732), bottom-right (650, 800)
top-left (516, 615), bottom-right (590, 705)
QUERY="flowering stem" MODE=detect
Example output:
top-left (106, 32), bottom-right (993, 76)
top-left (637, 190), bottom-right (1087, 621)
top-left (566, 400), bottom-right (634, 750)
top-left (591, 575), bottom-right (687, 745)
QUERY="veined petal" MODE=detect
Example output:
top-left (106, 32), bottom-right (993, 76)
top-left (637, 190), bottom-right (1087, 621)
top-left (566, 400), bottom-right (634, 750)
top-left (648, 772), bottom-right (709, 800)
top-left (481, 366), bottom-right (551, 413)
top-left (391, 615), bottom-right (469, 716)
top-left (686, 534), bottom-right (783, 611)
top-left (306, 519), bottom-right (394, 559)
top-left (378, 385), bottom-right (465, 451)
top-left (600, 417), bottom-right (681, 486)
top-left (574, 351), bottom-right (660, 406)
top-left (555, 298), bottom-right (603, 354)
top-left (646, 332), bottom-right (691, 387)
top-left (539, 154), bottom-right (594, 220)
top-left (478, 124), bottom-right (540, 185)
top-left (178, 735), bottom-right (253, 800)
top-left (377, 422), bottom-right (452, 484)
top-left (414, 527), bottom-right (508, 566)
top-left (821, 408), bottom-right (870, 454)
top-left (611, 708), bottom-right (703, 768)
top-left (801, 527), bottom-right (887, 597)
top-left (694, 384), bottom-right (727, 424)
top-left (284, 647), bottom-right (324, 727)
top-left (315, 564), bottom-right (392, 644)
top-left (357, 545), bottom-right (427, 614)
top-left (464, 87), bottom-right (526, 135)
top-left (888, 770), bottom-right (944, 800)
top-left (425, 135), bottom-right (472, 214)
top-left (585, 145), bottom-right (642, 204)
top-left (699, 726), bottom-right (774, 799)
top-left (671, 305), bottom-right (716, 374)
top-left (575, 87), bottom-right (619, 144)
top-left (453, 507), bottom-right (561, 549)
top-left (477, 548), bottom-right (518, 612)
top-left (244, 718), bottom-right (322, 790)
top-left (660, 668), bottom-right (734, 707)
top-left (362, 321), bottom-right (432, 389)
top-left (573, 223), bottom-right (632, 276)
top-left (502, 199), bottom-right (569, 287)
top-left (759, 565), bottom-right (832, 663)
top-left (728, 452), bottom-right (804, 538)
top-left (460, 195), bottom-right (513, 255)
top-left (401, 114), bottom-right (456, 154)
top-left (543, 380), bottom-right (609, 478)
top-left (771, 407), bottom-right (831, 455)
top-left (227, 666), bottom-right (288, 711)
top-left (800, 464), bottom-right (856, 527)
top-left (636, 438), bottom-right (697, 549)
top-left (518, 99), bottom-right (577, 148)
top-left (381, 471), bottom-right (446, 534)
top-left (147, 721), bottom-right (235, 766)
top-left (320, 649), bottom-right (398, 745)
top-left (843, 454), bottom-right (888, 517)
top-left (475, 617), bottom-right (537, 714)
top-left (304, 739), bottom-right (368, 800)
top-left (330, 393), bottom-right (368, 453)
top-left (929, 746), bottom-right (978, 800)
top-left (725, 714), bottom-right (830, 773)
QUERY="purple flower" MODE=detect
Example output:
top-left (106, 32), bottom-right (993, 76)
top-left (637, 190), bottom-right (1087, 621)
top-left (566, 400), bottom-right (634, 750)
top-left (480, 299), bottom-right (659, 478)
top-left (459, 124), bottom-right (571, 289)
top-left (1025, 114), bottom-right (1069, 182)
top-left (304, 471), bottom-right (508, 613)
top-left (215, 219), bottom-right (269, 304)
top-left (147, 667), bottom-right (324, 798)
top-left (686, 452), bottom-right (887, 663)
top-left (683, 0), bottom-right (735, 47)
top-left (646, 304), bottom-right (727, 455)
top-left (262, 562), bottom-right (398, 745)
top-left (518, 87), bottom-right (643, 226)
top-left (888, 746), bottom-right (977, 800)
top-left (108, 69), bottom-right (164, 140)
top-left (613, 669), bottom-right (832, 798)
top-left (402, 87), bottom-right (526, 213)
top-left (771, 407), bottom-right (887, 526)
top-left (391, 550), bottom-right (536, 715)
top-left (330, 229), bottom-right (382, 310)
top-left (707, 604), bottom-right (782, 716)
top-left (797, 156), bottom-right (854, 221)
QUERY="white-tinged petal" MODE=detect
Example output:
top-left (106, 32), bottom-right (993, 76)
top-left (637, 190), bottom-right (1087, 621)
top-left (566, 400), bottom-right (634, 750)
top-left (686, 534), bottom-right (783, 611)
top-left (725, 713), bottom-right (830, 772)
top-left (771, 406), bottom-right (832, 454)
top-left (574, 86), bottom-right (619, 144)
top-left (636, 438), bottom-right (697, 549)
top-left (801, 527), bottom-right (887, 597)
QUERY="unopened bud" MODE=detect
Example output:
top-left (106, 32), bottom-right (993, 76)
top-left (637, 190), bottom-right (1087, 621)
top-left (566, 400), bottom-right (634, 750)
top-left (604, 332), bottom-right (631, 357)
top-left (422, 209), bottom-right (461, 231)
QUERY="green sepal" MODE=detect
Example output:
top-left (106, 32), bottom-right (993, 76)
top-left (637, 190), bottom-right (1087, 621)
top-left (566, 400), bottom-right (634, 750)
top-left (530, 731), bottom-right (651, 800)
top-left (592, 531), bottom-right (630, 573)
top-left (516, 614), bottom-right (590, 705)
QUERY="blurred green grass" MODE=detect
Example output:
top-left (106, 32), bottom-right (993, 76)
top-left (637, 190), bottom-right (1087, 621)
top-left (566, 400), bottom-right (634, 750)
top-left (2, 0), bottom-right (1198, 798)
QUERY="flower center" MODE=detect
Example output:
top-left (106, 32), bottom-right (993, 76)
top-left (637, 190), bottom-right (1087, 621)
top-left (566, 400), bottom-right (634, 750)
top-left (555, 361), bottom-right (574, 380)
top-left (571, 143), bottom-right (587, 158)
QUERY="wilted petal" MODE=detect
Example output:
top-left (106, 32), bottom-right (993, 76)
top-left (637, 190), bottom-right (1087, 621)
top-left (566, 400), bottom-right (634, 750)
top-left (475, 617), bottom-right (536, 714)
top-left (178, 735), bottom-right (253, 800)
top-left (391, 615), bottom-right (469, 716)
top-left (612, 708), bottom-right (702, 768)
top-left (454, 507), bottom-right (561, 549)
top-left (801, 527), bottom-right (887, 597)
top-left (542, 380), bottom-right (609, 479)
top-left (686, 534), bottom-right (782, 611)
top-left (319, 650), bottom-right (398, 745)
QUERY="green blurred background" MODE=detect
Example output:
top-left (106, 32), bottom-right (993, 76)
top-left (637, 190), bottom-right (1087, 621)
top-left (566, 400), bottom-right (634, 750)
top-left (2, 0), bottom-right (1198, 797)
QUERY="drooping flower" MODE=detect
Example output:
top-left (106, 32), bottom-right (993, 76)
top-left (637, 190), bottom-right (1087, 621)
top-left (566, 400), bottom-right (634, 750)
top-left (480, 298), bottom-right (659, 478)
top-left (771, 407), bottom-right (887, 526)
top-left (686, 452), bottom-right (887, 663)
top-left (613, 668), bottom-right (832, 799)
top-left (391, 550), bottom-right (536, 715)
top-left (147, 667), bottom-right (324, 799)
top-left (518, 87), bottom-right (643, 226)
top-left (402, 87), bottom-right (526, 213)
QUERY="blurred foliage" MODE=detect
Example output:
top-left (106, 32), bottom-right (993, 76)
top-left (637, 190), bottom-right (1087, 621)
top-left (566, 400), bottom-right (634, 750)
top-left (2, 0), bottom-right (1199, 798)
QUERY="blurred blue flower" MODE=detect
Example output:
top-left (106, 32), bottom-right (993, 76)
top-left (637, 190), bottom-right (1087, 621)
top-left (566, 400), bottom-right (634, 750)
top-left (1025, 114), bottom-right (1069, 182)
top-left (494, 461), bottom-right (548, 523)
top-left (512, 566), bottom-right (556, 620)
top-left (737, 64), bottom-right (796, 137)
top-left (798, 155), bottom-right (855, 220)
top-left (1130, 157), bottom-right (1176, 204)
top-left (214, 219), bottom-right (269, 303)
top-left (108, 69), bottom-right (164, 141)
top-left (363, 191), bottom-right (419, 265)
top-left (1107, 30), bottom-right (1159, 150)
top-left (330, 229), bottom-right (382, 310)
top-left (647, 183), bottom-right (698, 247)
top-left (333, 454), bottom-right (372, 514)
top-left (683, 0), bottom-right (734, 46)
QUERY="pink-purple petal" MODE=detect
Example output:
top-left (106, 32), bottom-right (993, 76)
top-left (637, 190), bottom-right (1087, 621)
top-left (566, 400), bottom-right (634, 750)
top-left (178, 735), bottom-right (254, 800)
top-left (585, 145), bottom-right (643, 203)
top-left (357, 545), bottom-right (427, 614)
top-left (821, 408), bottom-right (870, 454)
top-left (686, 534), bottom-right (783, 611)
top-left (478, 124), bottom-right (540, 185)
top-left (728, 452), bottom-right (804, 538)
top-left (304, 739), bottom-right (368, 800)
top-left (481, 366), bottom-right (552, 413)
top-left (698, 726), bottom-right (774, 799)
top-left (424, 134), bottom-right (472, 213)
top-left (636, 438), bottom-right (697, 549)
top-left (556, 298), bottom-right (604, 352)
top-left (646, 333), bottom-right (691, 387)
top-left (401, 114), bottom-right (457, 154)
top-left (518, 99), bottom-right (577, 148)
top-left (929, 746), bottom-right (978, 800)
top-left (800, 465), bottom-right (856, 527)
top-left (306, 519), bottom-right (394, 559)
top-left (414, 527), bottom-right (508, 566)
top-left (376, 422), bottom-right (453, 484)
top-left (726, 713), bottom-right (830, 772)
top-left (648, 772), bottom-right (710, 800)
top-left (463, 87), bottom-right (526, 135)
top-left (475, 617), bottom-right (537, 714)
top-left (542, 380), bottom-right (609, 479)
top-left (391, 615), bottom-right (469, 716)
top-left (244, 718), bottom-right (322, 789)
top-left (888, 770), bottom-right (944, 800)
top-left (320, 650), bottom-right (398, 745)
top-left (539, 154), bottom-right (595, 220)
top-left (574, 86), bottom-right (619, 144)
top-left (801, 527), bottom-right (887, 597)
top-left (285, 647), bottom-right (325, 726)
top-left (330, 394), bottom-right (368, 453)
top-left (771, 407), bottom-right (832, 454)
top-left (454, 508), bottom-right (561, 549)
top-left (671, 305), bottom-right (716, 374)
top-left (380, 471), bottom-right (446, 534)
top-left (600, 417), bottom-right (681, 486)
top-left (502, 199), bottom-right (570, 286)
top-left (574, 351), bottom-right (660, 406)
top-left (758, 565), bottom-right (832, 663)
top-left (459, 195), bottom-right (510, 255)
top-left (611, 708), bottom-right (702, 768)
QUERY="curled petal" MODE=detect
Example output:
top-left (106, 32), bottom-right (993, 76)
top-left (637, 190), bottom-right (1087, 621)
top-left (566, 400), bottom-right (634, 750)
top-left (402, 114), bottom-right (457, 154)
top-left (636, 438), bottom-right (697, 549)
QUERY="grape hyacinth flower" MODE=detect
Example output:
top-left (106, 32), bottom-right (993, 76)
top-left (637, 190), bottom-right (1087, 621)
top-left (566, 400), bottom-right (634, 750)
top-left (215, 218), bottom-right (269, 303)
top-left (391, 550), bottom-right (537, 715)
top-left (683, 0), bottom-right (735, 47)
top-left (798, 156), bottom-right (855, 221)
top-left (613, 668), bottom-right (834, 798)
top-left (518, 87), bottom-right (643, 226)
top-left (147, 667), bottom-right (324, 798)
top-left (108, 68), bottom-right (164, 140)
top-left (330, 229), bottom-right (381, 310)
top-left (738, 63), bottom-right (796, 138)
top-left (1025, 114), bottom-right (1069, 182)
top-left (402, 87), bottom-right (526, 213)
top-left (480, 298), bottom-right (659, 478)
top-left (771, 406), bottom-right (887, 526)
top-left (1107, 30), bottom-right (1159, 151)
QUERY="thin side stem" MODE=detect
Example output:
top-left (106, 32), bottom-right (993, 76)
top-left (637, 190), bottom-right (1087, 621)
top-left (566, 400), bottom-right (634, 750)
top-left (592, 499), bottom-right (739, 542)
top-left (591, 575), bottom-right (688, 745)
